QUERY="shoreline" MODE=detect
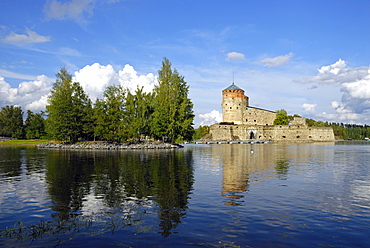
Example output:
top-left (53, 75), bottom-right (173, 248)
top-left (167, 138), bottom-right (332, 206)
top-left (36, 142), bottom-right (183, 150)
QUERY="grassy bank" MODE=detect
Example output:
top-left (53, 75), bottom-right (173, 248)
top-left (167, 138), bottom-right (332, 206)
top-left (0, 139), bottom-right (49, 146)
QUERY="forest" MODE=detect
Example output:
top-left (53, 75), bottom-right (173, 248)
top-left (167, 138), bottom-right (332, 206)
top-left (0, 58), bottom-right (194, 144)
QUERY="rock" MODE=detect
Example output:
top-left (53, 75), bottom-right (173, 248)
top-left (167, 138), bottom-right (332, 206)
top-left (36, 142), bottom-right (183, 150)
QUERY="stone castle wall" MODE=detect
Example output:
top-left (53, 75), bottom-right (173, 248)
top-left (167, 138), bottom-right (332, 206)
top-left (210, 83), bottom-right (336, 142)
top-left (243, 107), bottom-right (276, 126)
top-left (209, 123), bottom-right (335, 142)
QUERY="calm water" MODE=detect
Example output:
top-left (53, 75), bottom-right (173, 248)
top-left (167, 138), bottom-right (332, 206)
top-left (1, 142), bottom-right (370, 247)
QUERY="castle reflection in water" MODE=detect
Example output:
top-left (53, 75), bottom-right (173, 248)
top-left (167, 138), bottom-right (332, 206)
top-left (215, 143), bottom-right (334, 206)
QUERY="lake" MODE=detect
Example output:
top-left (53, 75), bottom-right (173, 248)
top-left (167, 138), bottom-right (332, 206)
top-left (1, 142), bottom-right (370, 247)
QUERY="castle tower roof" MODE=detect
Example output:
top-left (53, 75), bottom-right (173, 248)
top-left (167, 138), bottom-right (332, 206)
top-left (223, 83), bottom-right (243, 91)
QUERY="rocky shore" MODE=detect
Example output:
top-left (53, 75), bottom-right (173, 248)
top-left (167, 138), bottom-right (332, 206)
top-left (36, 142), bottom-right (183, 150)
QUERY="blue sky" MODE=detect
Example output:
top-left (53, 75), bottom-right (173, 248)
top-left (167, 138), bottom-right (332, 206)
top-left (1, 0), bottom-right (370, 126)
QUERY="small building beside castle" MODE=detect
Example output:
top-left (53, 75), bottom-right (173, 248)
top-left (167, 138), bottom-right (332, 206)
top-left (209, 83), bottom-right (335, 142)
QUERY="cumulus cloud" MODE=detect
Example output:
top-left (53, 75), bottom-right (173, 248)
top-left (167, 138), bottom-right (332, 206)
top-left (74, 63), bottom-right (117, 100)
top-left (2, 29), bottom-right (51, 44)
top-left (297, 59), bottom-right (368, 85)
top-left (261, 52), bottom-right (293, 67)
top-left (297, 59), bottom-right (370, 123)
top-left (74, 63), bottom-right (157, 101)
top-left (44, 0), bottom-right (95, 24)
top-left (302, 103), bottom-right (316, 114)
top-left (0, 63), bottom-right (157, 113)
top-left (0, 75), bottom-right (52, 112)
top-left (198, 110), bottom-right (222, 126)
top-left (117, 65), bottom-right (156, 94)
top-left (226, 52), bottom-right (245, 61)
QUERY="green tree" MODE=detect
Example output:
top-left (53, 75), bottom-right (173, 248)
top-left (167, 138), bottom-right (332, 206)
top-left (93, 85), bottom-right (126, 142)
top-left (25, 110), bottom-right (45, 139)
top-left (0, 105), bottom-right (24, 139)
top-left (274, 109), bottom-right (289, 125)
top-left (151, 58), bottom-right (194, 143)
top-left (46, 67), bottom-right (92, 143)
top-left (193, 125), bottom-right (210, 140)
top-left (124, 87), bottom-right (153, 140)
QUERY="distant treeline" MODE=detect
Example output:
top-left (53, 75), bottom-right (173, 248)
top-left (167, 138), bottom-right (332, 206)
top-left (0, 58), bottom-right (195, 143)
top-left (306, 118), bottom-right (370, 140)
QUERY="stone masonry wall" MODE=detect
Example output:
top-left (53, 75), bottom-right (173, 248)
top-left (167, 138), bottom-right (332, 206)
top-left (209, 123), bottom-right (335, 142)
top-left (243, 107), bottom-right (276, 126)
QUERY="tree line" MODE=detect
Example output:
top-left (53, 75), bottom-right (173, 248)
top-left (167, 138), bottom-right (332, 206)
top-left (0, 58), bottom-right (195, 143)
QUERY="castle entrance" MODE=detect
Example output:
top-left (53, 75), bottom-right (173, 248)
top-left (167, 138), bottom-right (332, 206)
top-left (249, 132), bottom-right (255, 139)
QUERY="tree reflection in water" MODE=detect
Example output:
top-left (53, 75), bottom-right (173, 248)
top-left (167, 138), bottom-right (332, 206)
top-left (44, 148), bottom-right (194, 237)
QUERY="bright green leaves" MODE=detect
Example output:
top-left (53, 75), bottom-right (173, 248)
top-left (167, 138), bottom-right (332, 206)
top-left (0, 105), bottom-right (24, 139)
top-left (46, 67), bottom-right (93, 143)
top-left (151, 58), bottom-right (194, 143)
top-left (274, 109), bottom-right (289, 125)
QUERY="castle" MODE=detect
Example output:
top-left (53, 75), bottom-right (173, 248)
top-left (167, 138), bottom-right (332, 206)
top-left (209, 83), bottom-right (335, 142)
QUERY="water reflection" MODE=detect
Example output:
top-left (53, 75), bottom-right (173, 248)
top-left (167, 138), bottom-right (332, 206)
top-left (44, 149), bottom-right (194, 237)
top-left (0, 146), bottom-right (23, 180)
top-left (218, 143), bottom-right (338, 206)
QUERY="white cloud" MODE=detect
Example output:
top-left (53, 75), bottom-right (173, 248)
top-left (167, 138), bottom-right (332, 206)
top-left (18, 75), bottom-right (51, 96)
top-left (0, 64), bottom-right (157, 113)
top-left (226, 52), bottom-right (245, 61)
top-left (0, 69), bottom-right (36, 80)
top-left (74, 63), bottom-right (157, 101)
top-left (74, 63), bottom-right (118, 101)
top-left (2, 29), bottom-right (51, 44)
top-left (261, 53), bottom-right (293, 67)
top-left (44, 0), bottom-right (95, 24)
top-left (295, 59), bottom-right (370, 124)
top-left (302, 103), bottom-right (316, 114)
top-left (297, 59), bottom-right (368, 85)
top-left (0, 76), bottom-right (52, 112)
top-left (59, 47), bottom-right (82, 57)
top-left (117, 65), bottom-right (157, 94)
top-left (198, 110), bottom-right (222, 126)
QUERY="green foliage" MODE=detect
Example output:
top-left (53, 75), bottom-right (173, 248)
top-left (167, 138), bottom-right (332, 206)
top-left (0, 59), bottom-right (195, 143)
top-left (0, 105), bottom-right (24, 139)
top-left (93, 85), bottom-right (126, 142)
top-left (193, 125), bottom-right (210, 140)
top-left (25, 110), bottom-right (45, 139)
top-left (124, 87), bottom-right (153, 140)
top-left (274, 109), bottom-right (289, 125)
top-left (46, 67), bottom-right (93, 143)
top-left (151, 58), bottom-right (194, 143)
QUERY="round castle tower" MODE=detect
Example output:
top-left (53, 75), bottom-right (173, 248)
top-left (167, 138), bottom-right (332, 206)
top-left (222, 83), bottom-right (249, 124)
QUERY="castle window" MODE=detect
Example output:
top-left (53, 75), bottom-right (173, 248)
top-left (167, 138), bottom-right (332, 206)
top-left (236, 107), bottom-right (238, 109)
top-left (297, 136), bottom-right (300, 138)
top-left (309, 136), bottom-right (312, 138)
top-left (245, 119), bottom-right (248, 122)
top-left (230, 107), bottom-right (232, 109)
top-left (254, 120), bottom-right (256, 122)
